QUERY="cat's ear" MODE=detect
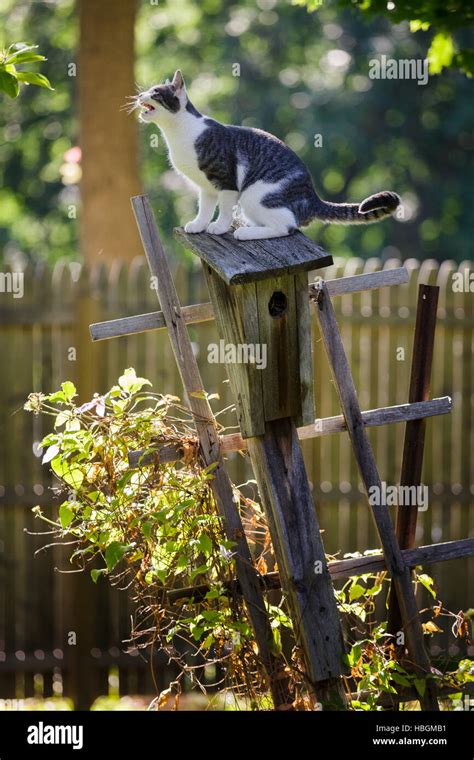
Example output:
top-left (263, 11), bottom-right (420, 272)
top-left (171, 69), bottom-right (185, 93)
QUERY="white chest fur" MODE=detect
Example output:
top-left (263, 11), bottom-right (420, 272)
top-left (161, 114), bottom-right (215, 194)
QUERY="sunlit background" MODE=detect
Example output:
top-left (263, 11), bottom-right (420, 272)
top-left (0, 0), bottom-right (472, 710)
top-left (1, 0), bottom-right (472, 268)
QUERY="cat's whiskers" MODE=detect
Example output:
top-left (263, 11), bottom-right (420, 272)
top-left (120, 95), bottom-right (141, 114)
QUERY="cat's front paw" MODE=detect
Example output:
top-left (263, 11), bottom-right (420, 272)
top-left (206, 221), bottom-right (231, 235)
top-left (184, 220), bottom-right (207, 233)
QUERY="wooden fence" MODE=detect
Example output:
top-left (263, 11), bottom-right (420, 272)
top-left (0, 254), bottom-right (472, 707)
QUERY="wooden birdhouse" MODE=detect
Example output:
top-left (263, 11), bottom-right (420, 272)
top-left (176, 229), bottom-right (333, 438)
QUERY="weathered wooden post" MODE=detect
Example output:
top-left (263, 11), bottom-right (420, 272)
top-left (176, 229), bottom-right (347, 707)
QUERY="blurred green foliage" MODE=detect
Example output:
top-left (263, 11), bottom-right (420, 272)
top-left (0, 0), bottom-right (472, 266)
top-left (331, 1), bottom-right (474, 76)
top-left (0, 0), bottom-right (77, 266)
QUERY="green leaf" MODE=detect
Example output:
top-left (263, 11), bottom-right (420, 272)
top-left (268, 607), bottom-right (292, 630)
top-left (15, 71), bottom-right (54, 90)
top-left (42, 444), bottom-right (60, 464)
top-left (63, 468), bottom-right (84, 488)
top-left (417, 573), bottom-right (436, 599)
top-left (51, 455), bottom-right (65, 478)
top-left (91, 568), bottom-right (107, 583)
top-left (174, 498), bottom-right (195, 512)
top-left (190, 564), bottom-right (209, 579)
top-left (201, 610), bottom-right (221, 623)
top-left (291, 0), bottom-right (322, 11)
top-left (352, 604), bottom-right (366, 622)
top-left (351, 700), bottom-right (370, 711)
top-left (205, 588), bottom-right (222, 600)
top-left (105, 541), bottom-right (132, 571)
top-left (142, 522), bottom-right (153, 540)
top-left (198, 533), bottom-right (213, 555)
top-left (61, 381), bottom-right (77, 401)
top-left (190, 625), bottom-right (205, 641)
top-left (366, 584), bottom-right (382, 597)
top-left (413, 677), bottom-right (426, 698)
top-left (428, 32), bottom-right (455, 75)
top-left (202, 461), bottom-right (219, 477)
top-left (116, 471), bottom-right (134, 489)
top-left (55, 411), bottom-right (70, 428)
top-left (4, 44), bottom-right (38, 61)
top-left (270, 625), bottom-right (282, 656)
top-left (59, 503), bottom-right (74, 529)
top-left (202, 633), bottom-right (214, 649)
top-left (347, 643), bottom-right (362, 667)
top-left (456, 659), bottom-right (474, 682)
top-left (189, 390), bottom-right (206, 399)
top-left (176, 554), bottom-right (188, 571)
top-left (112, 400), bottom-right (128, 415)
top-left (50, 455), bottom-right (84, 488)
top-left (47, 390), bottom-right (66, 403)
top-left (118, 368), bottom-right (152, 394)
top-left (390, 671), bottom-right (411, 688)
top-left (0, 69), bottom-right (19, 98)
top-left (8, 51), bottom-right (46, 64)
top-left (409, 19), bottom-right (430, 33)
top-left (349, 583), bottom-right (365, 601)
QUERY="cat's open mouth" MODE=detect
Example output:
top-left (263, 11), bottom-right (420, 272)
top-left (141, 103), bottom-right (156, 114)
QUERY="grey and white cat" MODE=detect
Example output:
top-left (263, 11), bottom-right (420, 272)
top-left (136, 70), bottom-right (400, 241)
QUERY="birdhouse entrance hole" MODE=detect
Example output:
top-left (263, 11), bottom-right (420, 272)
top-left (268, 291), bottom-right (288, 318)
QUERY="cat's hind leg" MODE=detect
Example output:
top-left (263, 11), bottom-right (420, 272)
top-left (207, 190), bottom-right (239, 235)
top-left (234, 220), bottom-right (292, 240)
top-left (237, 182), bottom-right (296, 240)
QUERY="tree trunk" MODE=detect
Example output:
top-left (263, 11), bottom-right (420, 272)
top-left (79, 0), bottom-right (142, 265)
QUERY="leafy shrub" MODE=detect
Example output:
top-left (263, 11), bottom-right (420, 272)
top-left (25, 369), bottom-right (291, 707)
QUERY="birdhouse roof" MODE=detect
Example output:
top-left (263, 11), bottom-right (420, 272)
top-left (175, 228), bottom-right (333, 285)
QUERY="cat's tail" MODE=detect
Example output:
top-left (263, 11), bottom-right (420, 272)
top-left (310, 190), bottom-right (400, 225)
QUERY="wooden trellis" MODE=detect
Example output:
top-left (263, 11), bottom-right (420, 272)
top-left (90, 194), bottom-right (474, 710)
